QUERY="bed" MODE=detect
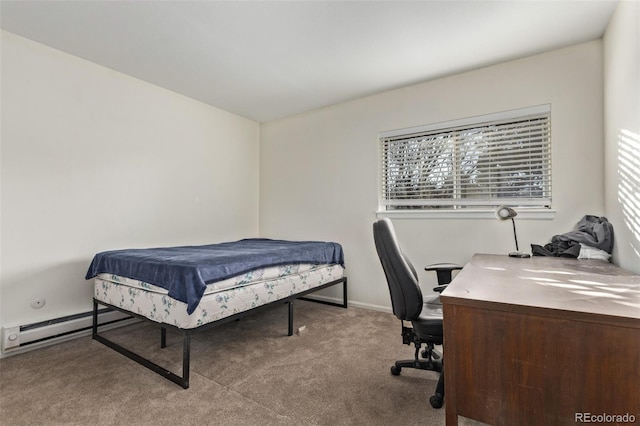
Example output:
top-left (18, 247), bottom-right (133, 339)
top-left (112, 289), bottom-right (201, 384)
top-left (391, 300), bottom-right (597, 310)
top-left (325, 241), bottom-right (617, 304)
top-left (86, 238), bottom-right (347, 388)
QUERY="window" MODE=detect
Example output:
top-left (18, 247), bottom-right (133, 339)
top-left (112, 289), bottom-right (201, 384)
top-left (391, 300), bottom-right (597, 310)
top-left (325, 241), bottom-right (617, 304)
top-left (379, 105), bottom-right (551, 212)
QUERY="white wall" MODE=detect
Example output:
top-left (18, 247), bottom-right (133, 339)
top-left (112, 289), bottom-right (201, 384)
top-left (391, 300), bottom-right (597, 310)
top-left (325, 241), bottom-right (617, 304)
top-left (2, 22), bottom-right (626, 328)
top-left (260, 41), bottom-right (605, 310)
top-left (604, 0), bottom-right (640, 274)
top-left (0, 31), bottom-right (260, 328)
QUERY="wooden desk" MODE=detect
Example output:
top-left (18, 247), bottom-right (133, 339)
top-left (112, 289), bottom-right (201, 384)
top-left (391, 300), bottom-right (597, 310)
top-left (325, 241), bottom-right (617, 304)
top-left (441, 254), bottom-right (640, 426)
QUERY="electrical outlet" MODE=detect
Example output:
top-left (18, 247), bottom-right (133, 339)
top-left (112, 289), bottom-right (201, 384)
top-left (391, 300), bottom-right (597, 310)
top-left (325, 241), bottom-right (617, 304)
top-left (31, 298), bottom-right (46, 309)
top-left (2, 326), bottom-right (20, 351)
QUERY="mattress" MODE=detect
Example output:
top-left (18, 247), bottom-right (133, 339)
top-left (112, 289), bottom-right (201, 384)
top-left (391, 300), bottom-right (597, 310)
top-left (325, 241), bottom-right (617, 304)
top-left (86, 239), bottom-right (344, 315)
top-left (94, 263), bottom-right (344, 329)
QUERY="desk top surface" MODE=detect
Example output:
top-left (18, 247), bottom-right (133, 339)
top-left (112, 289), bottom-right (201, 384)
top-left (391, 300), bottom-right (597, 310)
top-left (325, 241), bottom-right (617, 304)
top-left (441, 254), bottom-right (640, 324)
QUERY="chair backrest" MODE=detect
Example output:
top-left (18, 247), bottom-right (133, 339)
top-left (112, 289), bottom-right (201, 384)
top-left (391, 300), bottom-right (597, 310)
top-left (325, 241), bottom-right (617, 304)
top-left (373, 218), bottom-right (424, 321)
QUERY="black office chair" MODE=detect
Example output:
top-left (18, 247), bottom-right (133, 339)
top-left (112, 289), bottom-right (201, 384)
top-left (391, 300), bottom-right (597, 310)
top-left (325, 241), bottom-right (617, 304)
top-left (373, 218), bottom-right (462, 409)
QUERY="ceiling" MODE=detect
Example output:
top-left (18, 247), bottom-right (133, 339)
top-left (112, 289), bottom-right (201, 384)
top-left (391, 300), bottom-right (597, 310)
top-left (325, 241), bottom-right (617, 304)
top-left (0, 1), bottom-right (618, 123)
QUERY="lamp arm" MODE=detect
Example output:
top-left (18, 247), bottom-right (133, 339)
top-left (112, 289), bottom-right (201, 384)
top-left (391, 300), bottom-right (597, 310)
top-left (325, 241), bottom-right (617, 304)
top-left (511, 218), bottom-right (520, 252)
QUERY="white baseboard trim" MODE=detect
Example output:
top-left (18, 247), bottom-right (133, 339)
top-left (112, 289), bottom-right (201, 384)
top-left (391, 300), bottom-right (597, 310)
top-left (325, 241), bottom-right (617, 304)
top-left (299, 294), bottom-right (392, 314)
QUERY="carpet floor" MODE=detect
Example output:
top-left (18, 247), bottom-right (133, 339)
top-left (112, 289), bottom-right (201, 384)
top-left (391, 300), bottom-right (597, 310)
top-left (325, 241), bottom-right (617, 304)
top-left (0, 301), bottom-right (476, 425)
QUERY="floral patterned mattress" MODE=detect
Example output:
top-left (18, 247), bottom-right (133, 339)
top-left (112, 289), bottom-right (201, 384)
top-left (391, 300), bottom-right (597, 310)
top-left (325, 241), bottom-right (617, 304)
top-left (93, 263), bottom-right (344, 329)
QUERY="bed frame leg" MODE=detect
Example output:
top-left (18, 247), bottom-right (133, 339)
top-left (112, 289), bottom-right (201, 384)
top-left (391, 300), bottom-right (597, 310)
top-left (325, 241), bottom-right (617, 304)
top-left (287, 300), bottom-right (294, 336)
top-left (161, 327), bottom-right (167, 348)
top-left (92, 298), bottom-right (101, 341)
top-left (182, 331), bottom-right (190, 386)
top-left (92, 298), bottom-right (190, 389)
top-left (342, 277), bottom-right (348, 308)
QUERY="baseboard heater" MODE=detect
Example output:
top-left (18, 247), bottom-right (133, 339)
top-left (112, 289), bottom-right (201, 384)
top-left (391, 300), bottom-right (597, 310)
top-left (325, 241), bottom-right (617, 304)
top-left (2, 308), bottom-right (136, 355)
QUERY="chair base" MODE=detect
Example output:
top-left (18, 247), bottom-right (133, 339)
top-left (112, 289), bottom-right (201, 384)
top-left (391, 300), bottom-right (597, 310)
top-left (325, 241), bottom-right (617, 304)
top-left (390, 357), bottom-right (445, 409)
top-left (390, 357), bottom-right (442, 375)
top-left (392, 329), bottom-right (445, 409)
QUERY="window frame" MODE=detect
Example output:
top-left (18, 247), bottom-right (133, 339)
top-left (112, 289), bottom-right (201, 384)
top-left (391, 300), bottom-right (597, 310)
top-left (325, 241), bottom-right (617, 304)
top-left (377, 105), bottom-right (555, 220)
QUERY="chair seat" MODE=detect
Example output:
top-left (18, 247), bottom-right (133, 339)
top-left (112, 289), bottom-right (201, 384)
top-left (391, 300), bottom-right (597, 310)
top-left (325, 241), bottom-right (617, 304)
top-left (412, 295), bottom-right (443, 339)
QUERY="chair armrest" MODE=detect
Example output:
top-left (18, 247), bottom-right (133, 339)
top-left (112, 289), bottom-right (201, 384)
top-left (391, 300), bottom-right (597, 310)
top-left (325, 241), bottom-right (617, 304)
top-left (425, 262), bottom-right (463, 285)
top-left (432, 285), bottom-right (448, 293)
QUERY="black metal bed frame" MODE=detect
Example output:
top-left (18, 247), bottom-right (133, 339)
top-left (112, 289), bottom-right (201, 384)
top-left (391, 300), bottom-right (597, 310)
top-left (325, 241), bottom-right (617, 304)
top-left (92, 277), bottom-right (347, 389)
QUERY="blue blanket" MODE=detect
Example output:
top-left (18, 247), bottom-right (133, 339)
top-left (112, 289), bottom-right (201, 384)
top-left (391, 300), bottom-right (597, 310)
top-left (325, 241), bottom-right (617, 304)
top-left (86, 239), bottom-right (344, 314)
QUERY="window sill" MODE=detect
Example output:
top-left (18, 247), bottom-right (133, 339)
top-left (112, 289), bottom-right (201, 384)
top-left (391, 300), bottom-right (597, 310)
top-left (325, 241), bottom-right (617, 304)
top-left (376, 209), bottom-right (556, 220)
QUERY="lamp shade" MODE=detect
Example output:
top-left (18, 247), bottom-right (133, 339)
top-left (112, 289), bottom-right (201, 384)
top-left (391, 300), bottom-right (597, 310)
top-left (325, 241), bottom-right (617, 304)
top-left (495, 205), bottom-right (517, 221)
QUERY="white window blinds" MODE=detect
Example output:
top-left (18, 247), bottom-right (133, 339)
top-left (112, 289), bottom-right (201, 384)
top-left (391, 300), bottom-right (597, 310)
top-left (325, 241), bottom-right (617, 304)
top-left (380, 106), bottom-right (551, 210)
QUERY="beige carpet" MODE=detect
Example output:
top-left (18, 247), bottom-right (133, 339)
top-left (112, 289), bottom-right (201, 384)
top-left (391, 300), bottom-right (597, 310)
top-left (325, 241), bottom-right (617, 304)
top-left (1, 301), bottom-right (456, 425)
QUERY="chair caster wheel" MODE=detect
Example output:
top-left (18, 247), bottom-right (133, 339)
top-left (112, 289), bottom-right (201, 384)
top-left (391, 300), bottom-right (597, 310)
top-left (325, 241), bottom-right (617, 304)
top-left (390, 366), bottom-right (401, 376)
top-left (429, 394), bottom-right (443, 409)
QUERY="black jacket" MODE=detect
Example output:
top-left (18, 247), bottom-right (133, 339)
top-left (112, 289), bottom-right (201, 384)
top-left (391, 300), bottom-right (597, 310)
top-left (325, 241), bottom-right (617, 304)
top-left (531, 215), bottom-right (614, 257)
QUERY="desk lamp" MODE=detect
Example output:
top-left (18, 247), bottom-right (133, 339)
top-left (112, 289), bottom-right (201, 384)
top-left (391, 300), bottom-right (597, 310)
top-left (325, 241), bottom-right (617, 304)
top-left (495, 205), bottom-right (531, 258)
